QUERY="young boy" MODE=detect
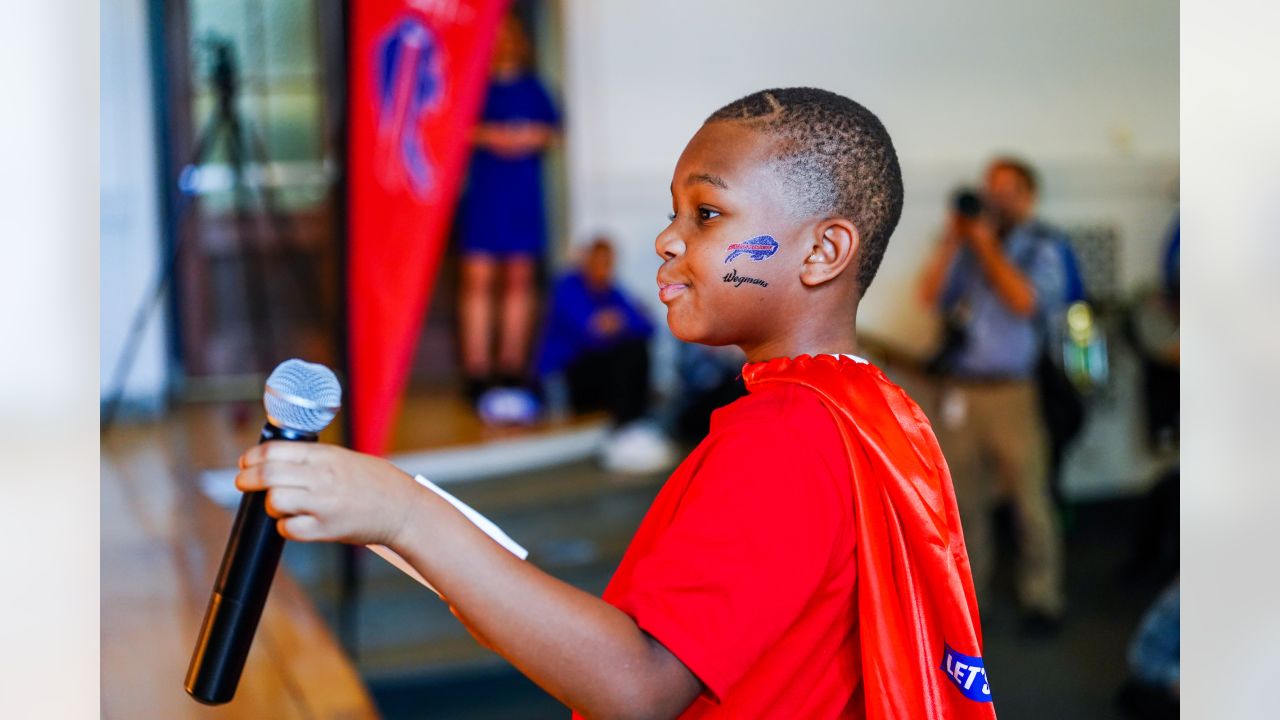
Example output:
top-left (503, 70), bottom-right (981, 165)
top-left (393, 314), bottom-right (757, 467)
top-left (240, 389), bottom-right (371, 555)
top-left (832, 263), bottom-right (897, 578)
top-left (237, 88), bottom-right (995, 719)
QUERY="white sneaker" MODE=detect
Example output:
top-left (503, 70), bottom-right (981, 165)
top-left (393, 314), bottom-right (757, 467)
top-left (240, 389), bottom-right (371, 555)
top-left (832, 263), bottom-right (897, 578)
top-left (477, 387), bottom-right (541, 426)
top-left (600, 420), bottom-right (676, 474)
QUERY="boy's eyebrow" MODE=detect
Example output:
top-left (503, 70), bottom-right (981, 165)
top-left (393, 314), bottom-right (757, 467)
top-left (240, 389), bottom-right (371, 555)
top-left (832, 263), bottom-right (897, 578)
top-left (683, 172), bottom-right (729, 190)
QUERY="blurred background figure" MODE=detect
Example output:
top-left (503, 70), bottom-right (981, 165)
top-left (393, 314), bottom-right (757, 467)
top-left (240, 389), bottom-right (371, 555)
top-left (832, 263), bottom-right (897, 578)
top-left (918, 158), bottom-right (1078, 633)
top-left (1117, 580), bottom-right (1180, 719)
top-left (1122, 212), bottom-right (1180, 589)
top-left (670, 343), bottom-right (747, 444)
top-left (537, 237), bottom-right (673, 473)
top-left (457, 14), bottom-right (560, 408)
top-left (1129, 215), bottom-right (1180, 453)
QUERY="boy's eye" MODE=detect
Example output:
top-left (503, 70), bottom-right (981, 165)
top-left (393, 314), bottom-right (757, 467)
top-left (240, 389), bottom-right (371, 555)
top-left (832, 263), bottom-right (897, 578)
top-left (668, 207), bottom-right (721, 223)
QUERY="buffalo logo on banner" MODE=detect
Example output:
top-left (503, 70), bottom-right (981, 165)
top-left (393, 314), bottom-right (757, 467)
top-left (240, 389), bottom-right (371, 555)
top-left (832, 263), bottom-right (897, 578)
top-left (349, 0), bottom-right (507, 456)
top-left (375, 14), bottom-right (446, 199)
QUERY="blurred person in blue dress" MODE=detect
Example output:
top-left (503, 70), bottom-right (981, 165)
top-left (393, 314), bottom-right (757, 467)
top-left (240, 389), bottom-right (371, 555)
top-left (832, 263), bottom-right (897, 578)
top-left (458, 14), bottom-right (560, 408)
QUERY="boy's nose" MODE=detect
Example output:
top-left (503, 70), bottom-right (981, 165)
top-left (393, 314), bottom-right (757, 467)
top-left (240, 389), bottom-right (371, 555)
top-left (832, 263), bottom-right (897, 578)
top-left (655, 224), bottom-right (685, 260)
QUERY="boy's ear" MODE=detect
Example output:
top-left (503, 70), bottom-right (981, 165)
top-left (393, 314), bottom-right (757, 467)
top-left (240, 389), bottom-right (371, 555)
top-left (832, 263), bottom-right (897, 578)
top-left (799, 218), bottom-right (860, 288)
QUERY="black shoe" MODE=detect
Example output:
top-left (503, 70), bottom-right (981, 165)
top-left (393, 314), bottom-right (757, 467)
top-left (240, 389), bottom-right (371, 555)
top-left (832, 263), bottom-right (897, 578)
top-left (464, 375), bottom-right (492, 404)
top-left (1116, 677), bottom-right (1179, 719)
top-left (495, 372), bottom-right (527, 389)
top-left (1019, 609), bottom-right (1064, 639)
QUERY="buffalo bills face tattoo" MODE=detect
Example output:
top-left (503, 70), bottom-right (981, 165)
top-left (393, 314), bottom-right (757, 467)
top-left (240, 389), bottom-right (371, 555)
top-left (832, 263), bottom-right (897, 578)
top-left (723, 234), bottom-right (778, 264)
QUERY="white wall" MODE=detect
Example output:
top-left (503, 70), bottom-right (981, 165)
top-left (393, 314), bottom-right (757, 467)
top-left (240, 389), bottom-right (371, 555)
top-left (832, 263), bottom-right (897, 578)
top-left (559, 0), bottom-right (1179, 357)
top-left (101, 0), bottom-right (167, 407)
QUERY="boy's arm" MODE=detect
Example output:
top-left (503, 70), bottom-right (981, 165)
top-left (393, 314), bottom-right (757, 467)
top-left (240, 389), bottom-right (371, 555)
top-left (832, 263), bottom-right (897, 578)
top-left (393, 491), bottom-right (701, 719)
top-left (235, 442), bottom-right (701, 720)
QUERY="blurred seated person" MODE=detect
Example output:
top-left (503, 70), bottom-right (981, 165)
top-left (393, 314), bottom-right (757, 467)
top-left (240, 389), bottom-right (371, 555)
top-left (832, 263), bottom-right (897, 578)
top-left (672, 343), bottom-right (747, 443)
top-left (537, 238), bottom-right (672, 472)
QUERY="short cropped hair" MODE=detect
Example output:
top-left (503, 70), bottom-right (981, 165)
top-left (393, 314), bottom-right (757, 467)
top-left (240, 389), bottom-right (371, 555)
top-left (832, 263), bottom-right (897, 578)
top-left (988, 156), bottom-right (1039, 195)
top-left (706, 87), bottom-right (903, 296)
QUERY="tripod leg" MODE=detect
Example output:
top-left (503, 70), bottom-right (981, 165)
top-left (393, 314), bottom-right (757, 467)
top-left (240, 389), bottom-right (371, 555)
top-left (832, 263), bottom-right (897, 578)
top-left (182, 111), bottom-right (228, 188)
top-left (101, 119), bottom-right (231, 432)
top-left (226, 114), bottom-right (277, 375)
top-left (101, 255), bottom-right (175, 430)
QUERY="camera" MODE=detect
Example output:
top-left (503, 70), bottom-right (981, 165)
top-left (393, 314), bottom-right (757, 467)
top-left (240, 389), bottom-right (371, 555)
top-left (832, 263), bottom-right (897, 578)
top-left (951, 187), bottom-right (983, 219)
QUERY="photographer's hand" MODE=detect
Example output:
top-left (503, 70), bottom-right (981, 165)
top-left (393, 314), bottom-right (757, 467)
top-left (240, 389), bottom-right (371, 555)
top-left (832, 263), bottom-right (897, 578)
top-left (962, 218), bottom-right (1037, 316)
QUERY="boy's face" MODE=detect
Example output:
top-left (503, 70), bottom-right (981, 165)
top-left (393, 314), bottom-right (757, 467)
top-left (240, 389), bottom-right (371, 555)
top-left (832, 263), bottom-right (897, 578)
top-left (656, 122), bottom-right (814, 350)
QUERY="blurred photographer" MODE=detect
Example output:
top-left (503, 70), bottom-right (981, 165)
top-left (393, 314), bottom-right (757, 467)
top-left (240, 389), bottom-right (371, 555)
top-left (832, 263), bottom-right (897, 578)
top-left (918, 158), bottom-right (1076, 633)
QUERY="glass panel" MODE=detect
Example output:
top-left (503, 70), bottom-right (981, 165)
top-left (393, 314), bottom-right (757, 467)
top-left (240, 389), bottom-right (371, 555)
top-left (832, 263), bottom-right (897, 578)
top-left (264, 0), bottom-right (318, 82)
top-left (187, 0), bottom-right (326, 212)
top-left (265, 91), bottom-right (322, 163)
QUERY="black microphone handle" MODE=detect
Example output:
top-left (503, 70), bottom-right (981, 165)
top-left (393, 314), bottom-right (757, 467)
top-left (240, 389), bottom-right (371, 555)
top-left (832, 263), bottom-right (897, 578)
top-left (185, 422), bottom-right (316, 705)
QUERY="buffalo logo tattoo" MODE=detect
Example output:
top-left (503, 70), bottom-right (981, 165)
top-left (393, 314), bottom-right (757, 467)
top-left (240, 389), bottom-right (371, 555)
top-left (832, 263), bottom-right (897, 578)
top-left (724, 234), bottom-right (779, 263)
top-left (722, 268), bottom-right (768, 288)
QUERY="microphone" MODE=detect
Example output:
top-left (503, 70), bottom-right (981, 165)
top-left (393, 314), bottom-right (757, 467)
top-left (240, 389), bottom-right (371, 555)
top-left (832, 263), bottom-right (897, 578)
top-left (185, 359), bottom-right (341, 705)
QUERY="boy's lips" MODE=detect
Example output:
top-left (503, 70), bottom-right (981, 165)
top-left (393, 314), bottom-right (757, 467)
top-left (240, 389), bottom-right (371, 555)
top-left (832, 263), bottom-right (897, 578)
top-left (657, 281), bottom-right (688, 303)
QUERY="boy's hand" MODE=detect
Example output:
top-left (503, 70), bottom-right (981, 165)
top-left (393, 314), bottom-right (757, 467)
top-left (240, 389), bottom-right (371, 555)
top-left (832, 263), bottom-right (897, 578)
top-left (234, 442), bottom-right (419, 547)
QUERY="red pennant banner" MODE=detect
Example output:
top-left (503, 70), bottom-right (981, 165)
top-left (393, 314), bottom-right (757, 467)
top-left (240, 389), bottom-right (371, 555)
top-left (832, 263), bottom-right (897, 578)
top-left (348, 0), bottom-right (510, 454)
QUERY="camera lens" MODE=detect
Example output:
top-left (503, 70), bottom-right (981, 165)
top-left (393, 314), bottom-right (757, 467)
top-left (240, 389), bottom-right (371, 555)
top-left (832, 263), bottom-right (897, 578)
top-left (952, 188), bottom-right (983, 219)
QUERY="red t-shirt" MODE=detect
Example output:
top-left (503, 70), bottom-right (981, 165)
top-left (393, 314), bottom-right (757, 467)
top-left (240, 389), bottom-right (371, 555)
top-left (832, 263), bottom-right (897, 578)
top-left (592, 379), bottom-right (864, 718)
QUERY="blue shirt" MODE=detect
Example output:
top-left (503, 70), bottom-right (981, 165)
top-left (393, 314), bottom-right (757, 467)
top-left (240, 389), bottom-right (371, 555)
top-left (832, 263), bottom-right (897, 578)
top-left (536, 272), bottom-right (654, 376)
top-left (939, 220), bottom-right (1068, 378)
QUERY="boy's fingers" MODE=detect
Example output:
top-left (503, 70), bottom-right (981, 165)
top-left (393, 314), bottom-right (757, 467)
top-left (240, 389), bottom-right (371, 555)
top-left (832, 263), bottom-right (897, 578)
top-left (240, 440), bottom-right (320, 469)
top-left (277, 515), bottom-right (324, 542)
top-left (234, 461), bottom-right (314, 493)
top-left (264, 487), bottom-right (309, 519)
top-left (234, 465), bottom-right (266, 493)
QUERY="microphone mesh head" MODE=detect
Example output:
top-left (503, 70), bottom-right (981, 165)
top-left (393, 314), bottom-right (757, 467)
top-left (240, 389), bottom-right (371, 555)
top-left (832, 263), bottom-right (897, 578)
top-left (263, 359), bottom-right (342, 434)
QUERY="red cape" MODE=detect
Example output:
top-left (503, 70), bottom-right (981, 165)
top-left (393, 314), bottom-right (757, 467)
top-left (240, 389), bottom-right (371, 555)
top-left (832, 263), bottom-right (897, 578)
top-left (743, 355), bottom-right (997, 719)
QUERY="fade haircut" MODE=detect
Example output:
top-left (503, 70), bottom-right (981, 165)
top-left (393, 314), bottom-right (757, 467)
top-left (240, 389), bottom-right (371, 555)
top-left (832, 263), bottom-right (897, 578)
top-left (706, 87), bottom-right (903, 296)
